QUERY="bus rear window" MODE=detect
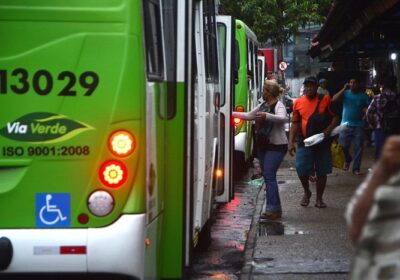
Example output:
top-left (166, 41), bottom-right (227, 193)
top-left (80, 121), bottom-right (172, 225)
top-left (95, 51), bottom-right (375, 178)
top-left (144, 0), bottom-right (164, 81)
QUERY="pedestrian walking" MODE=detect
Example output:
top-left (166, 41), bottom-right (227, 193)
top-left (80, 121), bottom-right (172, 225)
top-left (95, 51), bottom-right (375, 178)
top-left (288, 76), bottom-right (339, 208)
top-left (332, 78), bottom-right (370, 175)
top-left (345, 136), bottom-right (400, 279)
top-left (232, 79), bottom-right (288, 220)
top-left (309, 77), bottom-right (329, 183)
top-left (366, 75), bottom-right (400, 161)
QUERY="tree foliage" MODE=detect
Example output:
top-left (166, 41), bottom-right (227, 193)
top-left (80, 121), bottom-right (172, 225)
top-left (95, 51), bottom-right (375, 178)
top-left (220, 0), bottom-right (332, 46)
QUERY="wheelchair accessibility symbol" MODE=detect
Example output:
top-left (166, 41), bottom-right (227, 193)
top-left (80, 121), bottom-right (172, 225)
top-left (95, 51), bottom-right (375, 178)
top-left (36, 193), bottom-right (70, 227)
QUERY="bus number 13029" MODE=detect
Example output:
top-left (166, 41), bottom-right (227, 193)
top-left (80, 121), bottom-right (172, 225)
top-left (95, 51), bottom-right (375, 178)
top-left (0, 69), bottom-right (99, 96)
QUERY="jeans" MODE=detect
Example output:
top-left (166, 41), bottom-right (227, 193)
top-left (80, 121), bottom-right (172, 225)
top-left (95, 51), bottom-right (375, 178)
top-left (373, 129), bottom-right (386, 161)
top-left (258, 150), bottom-right (286, 213)
top-left (339, 126), bottom-right (364, 172)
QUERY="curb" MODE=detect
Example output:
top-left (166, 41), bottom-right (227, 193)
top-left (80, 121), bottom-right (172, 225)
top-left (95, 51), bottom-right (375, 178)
top-left (240, 183), bottom-right (265, 280)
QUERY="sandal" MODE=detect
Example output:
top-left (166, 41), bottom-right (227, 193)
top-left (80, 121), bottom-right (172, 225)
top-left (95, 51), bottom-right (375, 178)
top-left (315, 200), bottom-right (327, 208)
top-left (300, 192), bottom-right (312, 207)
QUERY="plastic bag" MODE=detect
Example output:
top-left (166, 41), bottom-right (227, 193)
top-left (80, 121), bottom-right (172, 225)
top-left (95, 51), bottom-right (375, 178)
top-left (304, 133), bottom-right (324, 147)
top-left (331, 122), bottom-right (348, 137)
top-left (248, 177), bottom-right (264, 187)
top-left (331, 142), bottom-right (345, 169)
top-left (251, 158), bottom-right (263, 179)
top-left (303, 123), bottom-right (349, 147)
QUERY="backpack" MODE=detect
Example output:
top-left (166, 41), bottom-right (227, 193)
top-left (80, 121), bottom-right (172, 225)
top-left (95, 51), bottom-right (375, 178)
top-left (254, 102), bottom-right (276, 147)
top-left (297, 94), bottom-right (332, 146)
top-left (382, 95), bottom-right (400, 135)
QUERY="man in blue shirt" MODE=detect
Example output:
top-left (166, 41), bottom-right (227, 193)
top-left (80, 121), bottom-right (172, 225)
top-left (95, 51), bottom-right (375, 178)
top-left (333, 78), bottom-right (370, 175)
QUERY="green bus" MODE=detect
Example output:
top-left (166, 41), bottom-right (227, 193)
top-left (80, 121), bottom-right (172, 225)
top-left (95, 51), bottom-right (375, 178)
top-left (215, 18), bottom-right (259, 184)
top-left (0, 0), bottom-right (222, 279)
top-left (232, 19), bottom-right (259, 178)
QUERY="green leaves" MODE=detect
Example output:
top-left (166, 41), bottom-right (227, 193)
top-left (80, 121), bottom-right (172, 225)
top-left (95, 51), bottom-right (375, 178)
top-left (221, 0), bottom-right (332, 45)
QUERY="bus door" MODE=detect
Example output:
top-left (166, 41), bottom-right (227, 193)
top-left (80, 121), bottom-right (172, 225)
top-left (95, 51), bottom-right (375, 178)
top-left (215, 15), bottom-right (234, 203)
top-left (245, 38), bottom-right (255, 159)
top-left (190, 0), bottom-right (219, 251)
top-left (143, 1), bottom-right (169, 278)
top-left (252, 45), bottom-right (260, 107)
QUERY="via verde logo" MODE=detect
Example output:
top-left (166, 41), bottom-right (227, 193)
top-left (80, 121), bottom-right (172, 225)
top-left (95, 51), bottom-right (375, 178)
top-left (0, 112), bottom-right (94, 143)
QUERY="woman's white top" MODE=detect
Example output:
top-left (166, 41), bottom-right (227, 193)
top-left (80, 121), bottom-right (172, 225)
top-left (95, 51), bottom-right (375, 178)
top-left (232, 100), bottom-right (288, 145)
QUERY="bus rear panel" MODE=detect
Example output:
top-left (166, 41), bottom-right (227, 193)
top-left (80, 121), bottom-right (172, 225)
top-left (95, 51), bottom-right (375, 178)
top-left (0, 1), bottom-right (146, 278)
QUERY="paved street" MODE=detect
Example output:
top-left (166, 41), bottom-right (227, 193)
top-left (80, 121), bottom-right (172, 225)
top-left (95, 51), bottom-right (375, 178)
top-left (188, 177), bottom-right (260, 279)
top-left (190, 146), bottom-right (374, 279)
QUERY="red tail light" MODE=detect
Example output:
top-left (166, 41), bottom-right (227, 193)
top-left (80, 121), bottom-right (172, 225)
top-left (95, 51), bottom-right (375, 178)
top-left (99, 160), bottom-right (128, 188)
top-left (233, 118), bottom-right (242, 126)
top-left (233, 106), bottom-right (244, 126)
top-left (109, 130), bottom-right (135, 157)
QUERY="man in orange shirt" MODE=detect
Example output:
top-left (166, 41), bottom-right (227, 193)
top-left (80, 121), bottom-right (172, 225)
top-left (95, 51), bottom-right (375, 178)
top-left (288, 76), bottom-right (339, 208)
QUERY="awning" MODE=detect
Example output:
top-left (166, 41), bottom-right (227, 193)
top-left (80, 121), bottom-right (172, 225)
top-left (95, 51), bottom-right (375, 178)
top-left (308, 0), bottom-right (400, 61)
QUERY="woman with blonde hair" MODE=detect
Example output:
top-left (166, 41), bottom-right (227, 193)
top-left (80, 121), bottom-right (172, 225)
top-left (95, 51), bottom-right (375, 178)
top-left (233, 79), bottom-right (288, 220)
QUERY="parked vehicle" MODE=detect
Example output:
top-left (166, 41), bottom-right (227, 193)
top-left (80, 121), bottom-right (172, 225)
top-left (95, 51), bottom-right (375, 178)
top-left (231, 19), bottom-right (260, 180)
top-left (0, 1), bottom-right (221, 279)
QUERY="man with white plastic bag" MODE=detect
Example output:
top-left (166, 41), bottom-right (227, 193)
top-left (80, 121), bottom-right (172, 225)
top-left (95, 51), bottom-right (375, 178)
top-left (288, 76), bottom-right (339, 208)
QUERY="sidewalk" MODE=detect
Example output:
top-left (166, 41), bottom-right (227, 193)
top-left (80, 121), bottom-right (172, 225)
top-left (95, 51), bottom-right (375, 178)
top-left (240, 146), bottom-right (374, 279)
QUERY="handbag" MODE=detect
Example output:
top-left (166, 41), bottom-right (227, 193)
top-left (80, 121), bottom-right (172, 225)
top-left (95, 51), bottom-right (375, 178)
top-left (306, 94), bottom-right (332, 138)
top-left (254, 102), bottom-right (275, 147)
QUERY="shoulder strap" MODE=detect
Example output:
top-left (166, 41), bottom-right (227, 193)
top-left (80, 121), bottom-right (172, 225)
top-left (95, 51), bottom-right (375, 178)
top-left (260, 101), bottom-right (267, 110)
top-left (270, 101), bottom-right (277, 114)
top-left (314, 94), bottom-right (324, 113)
top-left (260, 101), bottom-right (276, 114)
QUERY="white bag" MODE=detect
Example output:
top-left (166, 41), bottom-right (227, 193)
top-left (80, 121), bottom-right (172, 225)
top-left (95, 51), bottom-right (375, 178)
top-left (304, 133), bottom-right (324, 147)
top-left (303, 122), bottom-right (349, 147)
top-left (331, 122), bottom-right (348, 136)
